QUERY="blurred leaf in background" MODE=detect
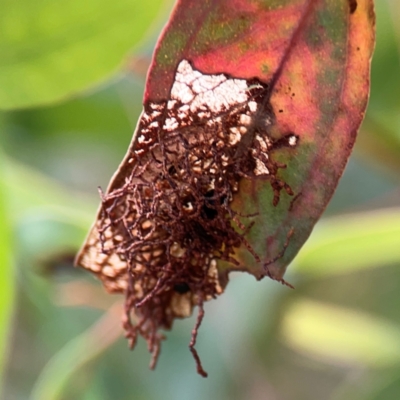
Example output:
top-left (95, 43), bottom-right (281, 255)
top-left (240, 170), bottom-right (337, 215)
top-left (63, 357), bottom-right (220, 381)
top-left (0, 0), bottom-right (166, 109)
top-left (0, 0), bottom-right (399, 400)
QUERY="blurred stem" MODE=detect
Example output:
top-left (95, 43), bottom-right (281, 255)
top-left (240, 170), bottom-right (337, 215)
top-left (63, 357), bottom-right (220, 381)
top-left (388, 0), bottom-right (400, 61)
top-left (330, 369), bottom-right (400, 400)
top-left (357, 116), bottom-right (400, 180)
top-left (29, 302), bottom-right (122, 400)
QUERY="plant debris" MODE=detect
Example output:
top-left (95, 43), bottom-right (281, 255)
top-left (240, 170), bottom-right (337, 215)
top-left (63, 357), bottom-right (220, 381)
top-left (75, 60), bottom-right (298, 377)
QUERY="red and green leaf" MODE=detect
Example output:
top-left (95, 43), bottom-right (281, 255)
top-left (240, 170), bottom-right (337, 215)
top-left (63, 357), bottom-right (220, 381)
top-left (145, 0), bottom-right (376, 280)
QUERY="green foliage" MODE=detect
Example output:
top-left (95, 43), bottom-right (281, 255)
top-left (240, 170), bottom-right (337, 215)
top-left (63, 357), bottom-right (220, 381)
top-left (0, 1), bottom-right (399, 399)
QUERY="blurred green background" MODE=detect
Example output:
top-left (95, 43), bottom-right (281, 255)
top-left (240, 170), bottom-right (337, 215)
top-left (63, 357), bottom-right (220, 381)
top-left (1, 1), bottom-right (399, 399)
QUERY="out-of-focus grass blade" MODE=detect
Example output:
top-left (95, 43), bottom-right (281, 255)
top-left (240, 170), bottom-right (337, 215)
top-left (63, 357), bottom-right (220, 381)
top-left (2, 157), bottom-right (97, 264)
top-left (293, 208), bottom-right (400, 276)
top-left (0, 152), bottom-right (15, 392)
top-left (29, 302), bottom-right (122, 400)
top-left (3, 157), bottom-right (96, 224)
top-left (281, 298), bottom-right (400, 367)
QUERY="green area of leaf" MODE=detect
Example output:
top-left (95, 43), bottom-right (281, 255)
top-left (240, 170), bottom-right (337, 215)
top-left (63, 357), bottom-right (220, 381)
top-left (0, 0), bottom-right (166, 110)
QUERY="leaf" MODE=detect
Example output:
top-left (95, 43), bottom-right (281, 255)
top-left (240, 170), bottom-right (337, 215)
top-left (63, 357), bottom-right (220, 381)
top-left (144, 0), bottom-right (376, 281)
top-left (76, 0), bottom-right (376, 376)
top-left (0, 0), bottom-right (166, 110)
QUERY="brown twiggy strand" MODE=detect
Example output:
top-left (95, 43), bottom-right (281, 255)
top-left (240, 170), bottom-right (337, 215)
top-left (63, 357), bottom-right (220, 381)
top-left (75, 60), bottom-right (298, 376)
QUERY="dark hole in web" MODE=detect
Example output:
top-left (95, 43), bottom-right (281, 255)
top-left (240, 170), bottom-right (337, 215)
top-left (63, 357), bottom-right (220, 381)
top-left (173, 282), bottom-right (191, 294)
top-left (202, 190), bottom-right (227, 220)
top-left (348, 0), bottom-right (357, 13)
top-left (168, 165), bottom-right (177, 175)
top-left (191, 221), bottom-right (215, 244)
top-left (272, 133), bottom-right (298, 149)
